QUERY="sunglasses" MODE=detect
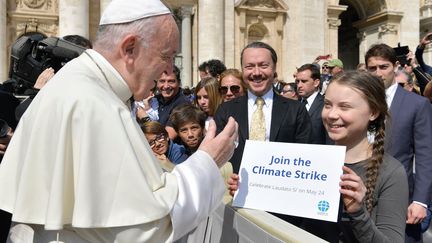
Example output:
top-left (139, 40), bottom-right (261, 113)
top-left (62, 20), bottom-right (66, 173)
top-left (281, 89), bottom-right (294, 94)
top-left (148, 133), bottom-right (166, 147)
top-left (219, 85), bottom-right (241, 95)
top-left (322, 66), bottom-right (329, 69)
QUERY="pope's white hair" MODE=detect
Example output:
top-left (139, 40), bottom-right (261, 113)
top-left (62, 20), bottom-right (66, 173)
top-left (93, 15), bottom-right (167, 52)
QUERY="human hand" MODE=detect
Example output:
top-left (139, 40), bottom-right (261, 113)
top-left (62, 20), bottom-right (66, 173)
top-left (314, 54), bottom-right (331, 63)
top-left (34, 67), bottom-right (55, 90)
top-left (339, 166), bottom-right (366, 213)
top-left (406, 51), bottom-right (418, 68)
top-left (199, 117), bottom-right (238, 168)
top-left (142, 94), bottom-right (155, 111)
top-left (420, 32), bottom-right (432, 48)
top-left (406, 203), bottom-right (427, 224)
top-left (136, 106), bottom-right (148, 120)
top-left (0, 127), bottom-right (13, 155)
top-left (227, 173), bottom-right (240, 196)
top-left (155, 153), bottom-right (168, 161)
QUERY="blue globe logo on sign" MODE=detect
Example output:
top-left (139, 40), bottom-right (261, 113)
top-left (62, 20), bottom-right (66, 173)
top-left (318, 200), bottom-right (330, 212)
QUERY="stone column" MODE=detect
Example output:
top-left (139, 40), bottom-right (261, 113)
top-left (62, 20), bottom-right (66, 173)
top-left (224, 0), bottom-right (235, 69)
top-left (180, 6), bottom-right (194, 88)
top-left (59, 0), bottom-right (89, 38)
top-left (0, 0), bottom-right (7, 82)
top-left (100, 0), bottom-right (112, 15)
top-left (326, 5), bottom-right (347, 57)
top-left (421, 0), bottom-right (432, 65)
top-left (198, 0), bottom-right (224, 64)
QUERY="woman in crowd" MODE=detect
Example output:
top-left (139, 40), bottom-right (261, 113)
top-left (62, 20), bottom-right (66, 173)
top-left (229, 71), bottom-right (409, 242)
top-left (219, 68), bottom-right (246, 102)
top-left (140, 121), bottom-right (188, 171)
top-left (194, 77), bottom-right (223, 129)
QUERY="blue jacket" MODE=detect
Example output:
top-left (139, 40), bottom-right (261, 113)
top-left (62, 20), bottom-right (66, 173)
top-left (166, 140), bottom-right (188, 164)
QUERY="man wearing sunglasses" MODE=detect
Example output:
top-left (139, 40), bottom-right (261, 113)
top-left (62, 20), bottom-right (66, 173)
top-left (214, 41), bottom-right (312, 174)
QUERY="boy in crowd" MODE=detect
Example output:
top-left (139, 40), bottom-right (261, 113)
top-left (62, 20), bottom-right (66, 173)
top-left (169, 104), bottom-right (207, 155)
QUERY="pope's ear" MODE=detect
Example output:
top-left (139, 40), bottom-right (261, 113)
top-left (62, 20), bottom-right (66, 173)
top-left (119, 35), bottom-right (139, 62)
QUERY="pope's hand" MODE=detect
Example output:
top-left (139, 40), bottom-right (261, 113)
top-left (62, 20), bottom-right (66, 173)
top-left (199, 117), bottom-right (238, 168)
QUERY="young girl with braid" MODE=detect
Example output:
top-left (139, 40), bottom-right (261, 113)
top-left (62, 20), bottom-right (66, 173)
top-left (228, 71), bottom-right (409, 242)
top-left (306, 71), bottom-right (409, 242)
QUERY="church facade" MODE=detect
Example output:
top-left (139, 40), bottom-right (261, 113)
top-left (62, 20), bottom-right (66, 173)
top-left (1, 0), bottom-right (432, 87)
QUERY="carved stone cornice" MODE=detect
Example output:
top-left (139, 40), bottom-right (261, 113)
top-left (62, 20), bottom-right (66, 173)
top-left (245, 0), bottom-right (276, 8)
top-left (236, 0), bottom-right (288, 14)
top-left (15, 0), bottom-right (55, 10)
top-left (14, 18), bottom-right (58, 36)
top-left (378, 24), bottom-right (397, 35)
top-left (24, 0), bottom-right (46, 8)
top-left (328, 18), bottom-right (341, 29)
top-left (353, 10), bottom-right (403, 29)
top-left (327, 4), bottom-right (348, 19)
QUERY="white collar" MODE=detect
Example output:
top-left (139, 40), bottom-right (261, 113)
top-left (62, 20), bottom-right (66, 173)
top-left (385, 81), bottom-right (398, 108)
top-left (85, 49), bottom-right (132, 104)
top-left (306, 91), bottom-right (319, 105)
top-left (247, 89), bottom-right (274, 108)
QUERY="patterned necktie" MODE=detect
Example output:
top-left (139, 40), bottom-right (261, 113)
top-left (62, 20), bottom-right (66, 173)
top-left (249, 97), bottom-right (266, 141)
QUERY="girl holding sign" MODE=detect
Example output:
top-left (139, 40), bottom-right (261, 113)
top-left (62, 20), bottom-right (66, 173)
top-left (228, 71), bottom-right (409, 242)
top-left (310, 71), bottom-right (408, 242)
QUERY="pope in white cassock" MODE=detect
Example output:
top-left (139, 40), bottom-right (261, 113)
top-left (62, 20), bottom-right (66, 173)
top-left (0, 0), bottom-right (238, 242)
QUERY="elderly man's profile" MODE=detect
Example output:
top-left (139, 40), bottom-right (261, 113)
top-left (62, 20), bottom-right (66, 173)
top-left (0, 0), bottom-right (238, 242)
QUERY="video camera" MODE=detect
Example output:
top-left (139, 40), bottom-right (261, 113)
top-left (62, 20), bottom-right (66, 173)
top-left (8, 34), bottom-right (86, 94)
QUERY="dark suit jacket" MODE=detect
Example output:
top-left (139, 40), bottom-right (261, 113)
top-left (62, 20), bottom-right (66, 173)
top-left (385, 85), bottom-right (432, 205)
top-left (308, 93), bottom-right (331, 144)
top-left (214, 92), bottom-right (312, 173)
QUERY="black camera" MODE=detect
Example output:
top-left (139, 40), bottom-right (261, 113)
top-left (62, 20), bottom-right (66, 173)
top-left (393, 43), bottom-right (410, 67)
top-left (0, 119), bottom-right (9, 138)
top-left (8, 34), bottom-right (86, 94)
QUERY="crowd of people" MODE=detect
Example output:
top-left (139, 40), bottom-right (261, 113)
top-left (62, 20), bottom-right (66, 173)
top-left (0, 0), bottom-right (432, 242)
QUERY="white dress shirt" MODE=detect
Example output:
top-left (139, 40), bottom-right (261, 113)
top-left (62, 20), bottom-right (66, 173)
top-left (305, 91), bottom-right (319, 111)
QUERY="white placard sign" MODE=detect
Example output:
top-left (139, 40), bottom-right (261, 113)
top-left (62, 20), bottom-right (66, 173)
top-left (232, 140), bottom-right (346, 222)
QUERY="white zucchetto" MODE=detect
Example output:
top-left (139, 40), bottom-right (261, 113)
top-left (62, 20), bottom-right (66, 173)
top-left (100, 0), bottom-right (171, 26)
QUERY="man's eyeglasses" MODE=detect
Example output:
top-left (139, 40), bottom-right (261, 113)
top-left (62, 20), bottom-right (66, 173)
top-left (219, 85), bottom-right (241, 95)
top-left (398, 82), bottom-right (409, 88)
top-left (148, 133), bottom-right (166, 147)
top-left (322, 66), bottom-right (329, 70)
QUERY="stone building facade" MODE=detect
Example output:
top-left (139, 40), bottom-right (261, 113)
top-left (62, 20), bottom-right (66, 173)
top-left (1, 0), bottom-right (432, 87)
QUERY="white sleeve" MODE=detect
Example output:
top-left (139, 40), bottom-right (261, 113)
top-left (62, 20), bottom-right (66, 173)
top-left (170, 150), bottom-right (226, 241)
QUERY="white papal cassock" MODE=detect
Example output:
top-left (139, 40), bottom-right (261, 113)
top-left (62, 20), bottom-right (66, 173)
top-left (0, 49), bottom-right (225, 242)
